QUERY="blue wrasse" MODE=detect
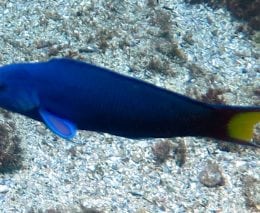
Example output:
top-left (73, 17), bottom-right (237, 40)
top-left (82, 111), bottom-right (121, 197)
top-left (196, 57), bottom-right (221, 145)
top-left (0, 58), bottom-right (259, 146)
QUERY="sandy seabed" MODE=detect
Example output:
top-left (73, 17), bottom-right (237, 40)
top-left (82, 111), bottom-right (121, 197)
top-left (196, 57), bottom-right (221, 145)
top-left (0, 0), bottom-right (259, 212)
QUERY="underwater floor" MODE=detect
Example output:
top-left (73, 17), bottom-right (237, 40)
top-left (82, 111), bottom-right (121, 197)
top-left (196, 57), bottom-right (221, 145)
top-left (0, 0), bottom-right (259, 212)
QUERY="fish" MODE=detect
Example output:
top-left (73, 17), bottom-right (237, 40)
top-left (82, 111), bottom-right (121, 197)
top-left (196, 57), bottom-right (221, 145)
top-left (0, 58), bottom-right (259, 146)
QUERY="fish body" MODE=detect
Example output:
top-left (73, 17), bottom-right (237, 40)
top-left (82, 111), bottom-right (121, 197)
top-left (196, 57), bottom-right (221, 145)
top-left (0, 58), bottom-right (259, 146)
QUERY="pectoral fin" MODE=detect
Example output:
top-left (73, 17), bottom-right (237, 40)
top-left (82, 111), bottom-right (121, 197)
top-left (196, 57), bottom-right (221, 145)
top-left (39, 109), bottom-right (76, 139)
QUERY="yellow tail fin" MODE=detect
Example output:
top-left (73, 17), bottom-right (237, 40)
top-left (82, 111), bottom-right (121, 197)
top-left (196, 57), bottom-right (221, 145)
top-left (228, 112), bottom-right (260, 145)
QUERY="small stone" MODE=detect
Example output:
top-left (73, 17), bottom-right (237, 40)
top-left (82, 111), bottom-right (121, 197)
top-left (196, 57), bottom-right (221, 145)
top-left (199, 160), bottom-right (225, 187)
top-left (152, 140), bottom-right (172, 163)
top-left (173, 140), bottom-right (187, 167)
top-left (243, 176), bottom-right (260, 210)
top-left (135, 208), bottom-right (149, 213)
top-left (0, 185), bottom-right (9, 193)
top-left (36, 125), bottom-right (47, 135)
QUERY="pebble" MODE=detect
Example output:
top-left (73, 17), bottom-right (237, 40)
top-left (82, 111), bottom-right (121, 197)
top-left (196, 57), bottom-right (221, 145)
top-left (199, 160), bottom-right (225, 187)
top-left (243, 176), bottom-right (260, 210)
top-left (36, 124), bottom-right (47, 135)
top-left (0, 185), bottom-right (9, 193)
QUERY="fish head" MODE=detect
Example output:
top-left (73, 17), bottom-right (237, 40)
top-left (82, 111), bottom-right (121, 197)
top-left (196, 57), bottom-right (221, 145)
top-left (0, 63), bottom-right (39, 113)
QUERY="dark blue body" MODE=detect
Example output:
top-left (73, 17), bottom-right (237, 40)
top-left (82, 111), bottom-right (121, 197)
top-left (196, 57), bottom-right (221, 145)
top-left (18, 59), bottom-right (215, 138)
top-left (1, 58), bottom-right (259, 145)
